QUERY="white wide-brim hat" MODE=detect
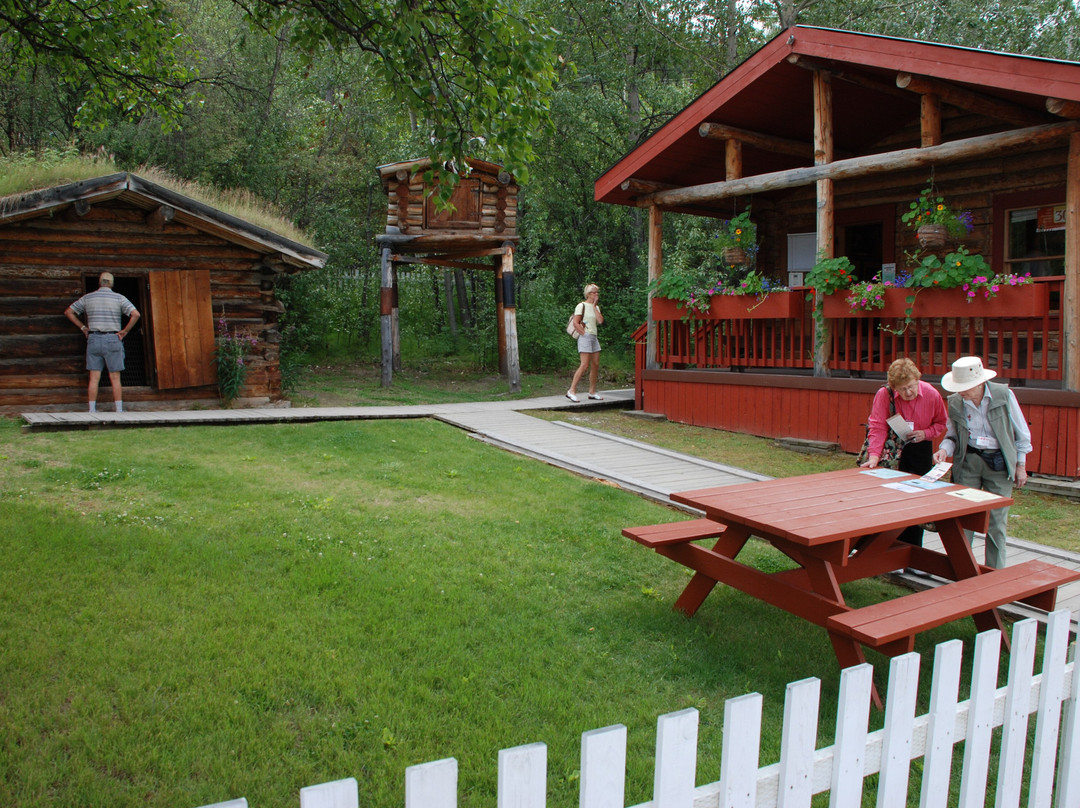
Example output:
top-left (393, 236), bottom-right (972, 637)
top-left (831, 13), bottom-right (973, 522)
top-left (941, 356), bottom-right (996, 392)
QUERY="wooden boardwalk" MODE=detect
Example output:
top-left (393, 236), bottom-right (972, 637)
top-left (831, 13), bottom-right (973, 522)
top-left (21, 389), bottom-right (1079, 629)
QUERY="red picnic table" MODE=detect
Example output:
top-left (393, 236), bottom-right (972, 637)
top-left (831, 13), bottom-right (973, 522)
top-left (624, 468), bottom-right (1079, 706)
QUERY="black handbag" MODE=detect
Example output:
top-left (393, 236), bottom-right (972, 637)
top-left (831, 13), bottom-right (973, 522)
top-left (856, 387), bottom-right (901, 469)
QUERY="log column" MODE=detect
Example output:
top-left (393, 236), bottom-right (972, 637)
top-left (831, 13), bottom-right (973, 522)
top-left (1065, 132), bottom-right (1080, 391)
top-left (646, 205), bottom-right (663, 372)
top-left (813, 69), bottom-right (834, 378)
top-left (380, 247), bottom-right (394, 387)
top-left (500, 245), bottom-right (521, 392)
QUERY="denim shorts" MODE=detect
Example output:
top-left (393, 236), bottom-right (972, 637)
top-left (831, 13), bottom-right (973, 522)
top-left (86, 332), bottom-right (125, 372)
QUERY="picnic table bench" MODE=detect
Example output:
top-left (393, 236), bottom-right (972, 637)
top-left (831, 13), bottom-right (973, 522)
top-left (624, 468), bottom-right (1080, 706)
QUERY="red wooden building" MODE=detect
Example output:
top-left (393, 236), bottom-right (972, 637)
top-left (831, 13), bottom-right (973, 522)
top-left (0, 173), bottom-right (327, 411)
top-left (595, 26), bottom-right (1080, 479)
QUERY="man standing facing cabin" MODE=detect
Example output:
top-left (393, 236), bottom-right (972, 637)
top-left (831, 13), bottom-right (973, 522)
top-left (65, 272), bottom-right (140, 412)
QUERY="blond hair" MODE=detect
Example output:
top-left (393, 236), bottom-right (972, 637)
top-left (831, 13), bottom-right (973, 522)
top-left (583, 283), bottom-right (599, 296)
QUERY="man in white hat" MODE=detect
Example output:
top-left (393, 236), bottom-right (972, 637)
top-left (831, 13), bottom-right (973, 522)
top-left (64, 272), bottom-right (140, 412)
top-left (932, 356), bottom-right (1031, 568)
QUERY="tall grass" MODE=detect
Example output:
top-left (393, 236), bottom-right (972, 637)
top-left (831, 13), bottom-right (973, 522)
top-left (0, 418), bottom-right (993, 807)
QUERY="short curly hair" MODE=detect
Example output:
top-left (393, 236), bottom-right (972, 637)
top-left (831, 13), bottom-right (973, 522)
top-left (887, 357), bottom-right (921, 389)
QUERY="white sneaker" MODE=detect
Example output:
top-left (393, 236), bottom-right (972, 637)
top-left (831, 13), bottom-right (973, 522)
top-left (565, 391), bottom-right (579, 403)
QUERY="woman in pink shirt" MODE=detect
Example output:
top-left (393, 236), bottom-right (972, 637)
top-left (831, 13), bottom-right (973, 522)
top-left (862, 358), bottom-right (948, 546)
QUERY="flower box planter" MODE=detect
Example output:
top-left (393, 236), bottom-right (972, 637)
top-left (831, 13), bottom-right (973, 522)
top-left (653, 292), bottom-right (804, 321)
top-left (823, 284), bottom-right (1048, 320)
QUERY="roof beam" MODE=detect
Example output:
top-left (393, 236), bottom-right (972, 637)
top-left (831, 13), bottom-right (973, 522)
top-left (641, 119), bottom-right (1080, 208)
top-left (698, 123), bottom-right (812, 159)
top-left (1048, 98), bottom-right (1080, 119)
top-left (620, 178), bottom-right (676, 193)
top-left (896, 72), bottom-right (1051, 127)
top-left (786, 55), bottom-right (912, 101)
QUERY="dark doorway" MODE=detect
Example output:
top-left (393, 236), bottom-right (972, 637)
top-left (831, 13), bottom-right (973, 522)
top-left (82, 275), bottom-right (150, 386)
top-left (843, 222), bottom-right (884, 282)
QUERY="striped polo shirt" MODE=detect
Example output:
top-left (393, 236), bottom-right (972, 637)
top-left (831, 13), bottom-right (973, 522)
top-left (70, 288), bottom-right (137, 332)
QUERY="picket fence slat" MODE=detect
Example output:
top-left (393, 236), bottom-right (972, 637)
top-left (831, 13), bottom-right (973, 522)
top-left (877, 653), bottom-right (921, 808)
top-left (831, 663), bottom-right (874, 808)
top-left (298, 777), bottom-right (358, 808)
top-left (775, 677), bottom-right (820, 808)
top-left (405, 758), bottom-right (457, 808)
top-left (999, 619), bottom-right (1039, 808)
top-left (959, 627), bottom-right (1002, 808)
top-left (919, 639), bottom-right (963, 808)
top-left (1030, 610), bottom-right (1071, 808)
top-left (192, 610), bottom-right (1080, 808)
top-left (718, 693), bottom-right (762, 808)
top-left (580, 725), bottom-right (627, 808)
top-left (498, 742), bottom-right (546, 808)
top-left (1057, 634), bottom-right (1080, 806)
top-left (653, 708), bottom-right (698, 808)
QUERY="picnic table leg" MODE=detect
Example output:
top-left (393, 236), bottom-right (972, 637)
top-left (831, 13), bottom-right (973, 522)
top-left (828, 630), bottom-right (882, 709)
top-left (936, 517), bottom-right (1010, 650)
top-left (668, 526), bottom-right (751, 617)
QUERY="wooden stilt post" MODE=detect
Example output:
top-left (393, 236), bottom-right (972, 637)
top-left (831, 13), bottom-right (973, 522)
top-left (501, 244), bottom-right (521, 392)
top-left (391, 265), bottom-right (401, 373)
top-left (495, 257), bottom-right (507, 375)
top-left (380, 247), bottom-right (393, 387)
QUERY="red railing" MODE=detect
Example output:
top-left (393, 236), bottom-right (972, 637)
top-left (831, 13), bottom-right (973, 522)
top-left (650, 277), bottom-right (1064, 383)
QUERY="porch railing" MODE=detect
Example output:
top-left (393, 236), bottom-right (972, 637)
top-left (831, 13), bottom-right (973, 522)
top-left (650, 277), bottom-right (1064, 382)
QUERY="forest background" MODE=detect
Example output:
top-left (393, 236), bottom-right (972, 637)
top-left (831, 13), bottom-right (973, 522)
top-left (4, 0), bottom-right (1080, 384)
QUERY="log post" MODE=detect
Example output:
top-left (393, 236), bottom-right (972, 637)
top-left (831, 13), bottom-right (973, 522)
top-left (1065, 133), bottom-right (1080, 391)
top-left (500, 245), bottom-right (521, 392)
top-left (495, 258), bottom-right (507, 375)
top-left (725, 139), bottom-right (742, 181)
top-left (813, 69), bottom-right (834, 378)
top-left (921, 94), bottom-right (942, 147)
top-left (647, 205), bottom-right (663, 371)
top-left (380, 247), bottom-right (394, 387)
top-left (391, 266), bottom-right (401, 373)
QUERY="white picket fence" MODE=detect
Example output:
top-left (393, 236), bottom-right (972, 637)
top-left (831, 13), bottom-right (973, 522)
top-left (199, 609), bottom-right (1079, 808)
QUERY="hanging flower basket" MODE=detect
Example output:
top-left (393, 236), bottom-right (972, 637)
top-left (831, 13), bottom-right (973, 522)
top-left (916, 224), bottom-right (949, 249)
top-left (722, 247), bottom-right (748, 267)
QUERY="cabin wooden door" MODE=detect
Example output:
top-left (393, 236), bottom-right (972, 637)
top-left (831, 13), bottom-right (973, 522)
top-left (148, 270), bottom-right (216, 389)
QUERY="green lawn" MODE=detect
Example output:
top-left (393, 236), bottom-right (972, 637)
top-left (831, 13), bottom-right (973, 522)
top-left (0, 415), bottom-right (997, 808)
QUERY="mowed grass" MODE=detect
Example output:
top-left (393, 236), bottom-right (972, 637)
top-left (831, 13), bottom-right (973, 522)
top-left (0, 416), bottom-right (1013, 807)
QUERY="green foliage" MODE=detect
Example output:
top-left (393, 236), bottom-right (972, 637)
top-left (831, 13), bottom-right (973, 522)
top-left (0, 0), bottom-right (198, 131)
top-left (246, 0), bottom-right (561, 200)
top-left (805, 255), bottom-right (856, 298)
top-left (214, 317), bottom-right (258, 405)
top-left (907, 246), bottom-right (992, 289)
top-left (714, 208), bottom-right (757, 252)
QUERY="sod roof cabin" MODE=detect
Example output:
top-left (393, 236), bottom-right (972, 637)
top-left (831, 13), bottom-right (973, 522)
top-left (375, 158), bottom-right (523, 390)
top-left (0, 172), bottom-right (327, 412)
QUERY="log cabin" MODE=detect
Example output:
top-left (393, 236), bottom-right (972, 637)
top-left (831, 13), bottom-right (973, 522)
top-left (375, 157), bottom-right (522, 390)
top-left (595, 25), bottom-right (1080, 479)
top-left (0, 172), bottom-right (327, 412)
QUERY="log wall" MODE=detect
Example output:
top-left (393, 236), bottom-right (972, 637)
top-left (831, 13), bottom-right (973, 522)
top-left (383, 168), bottom-right (518, 236)
top-left (0, 200), bottom-right (286, 411)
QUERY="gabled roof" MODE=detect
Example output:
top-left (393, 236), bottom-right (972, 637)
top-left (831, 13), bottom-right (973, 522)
top-left (0, 173), bottom-right (327, 271)
top-left (595, 26), bottom-right (1080, 212)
